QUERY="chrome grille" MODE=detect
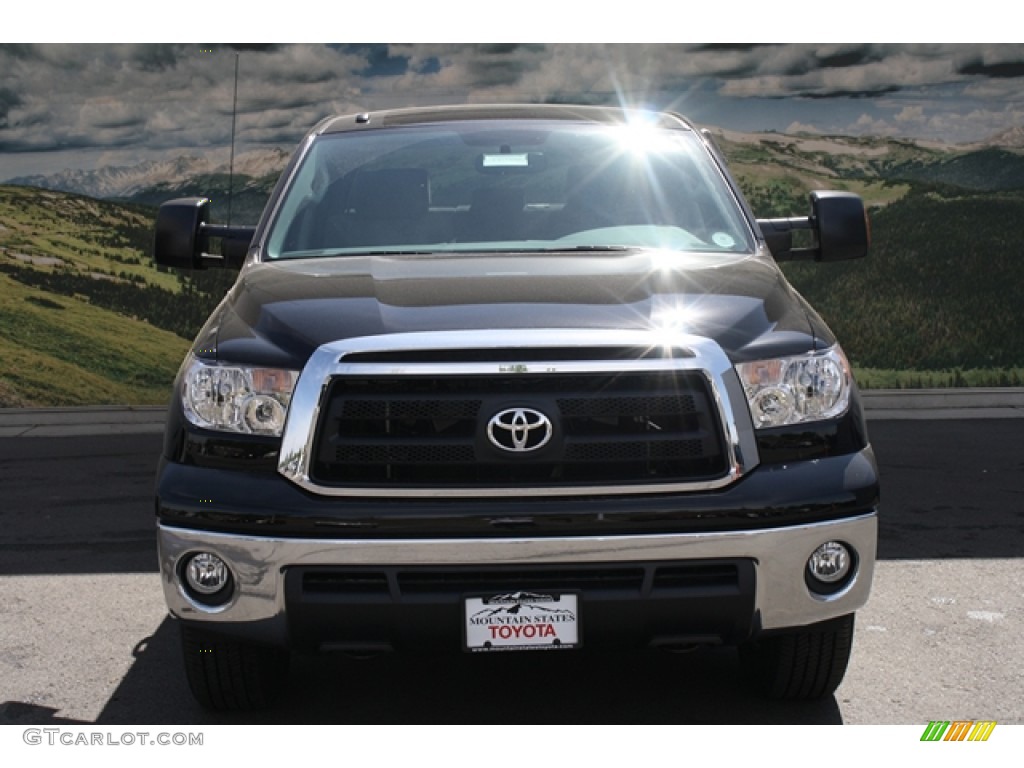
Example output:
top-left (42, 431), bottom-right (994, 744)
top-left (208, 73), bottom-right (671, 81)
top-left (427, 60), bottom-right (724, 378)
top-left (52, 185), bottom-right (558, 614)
top-left (276, 329), bottom-right (756, 497)
top-left (311, 370), bottom-right (727, 488)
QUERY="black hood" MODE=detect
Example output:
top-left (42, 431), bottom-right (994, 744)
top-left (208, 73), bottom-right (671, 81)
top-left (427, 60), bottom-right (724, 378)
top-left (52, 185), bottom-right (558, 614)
top-left (198, 250), bottom-right (824, 369)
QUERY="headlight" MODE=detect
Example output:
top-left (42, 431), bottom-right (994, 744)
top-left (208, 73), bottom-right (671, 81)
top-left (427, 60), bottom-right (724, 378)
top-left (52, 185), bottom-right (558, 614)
top-left (736, 346), bottom-right (852, 429)
top-left (180, 354), bottom-right (299, 436)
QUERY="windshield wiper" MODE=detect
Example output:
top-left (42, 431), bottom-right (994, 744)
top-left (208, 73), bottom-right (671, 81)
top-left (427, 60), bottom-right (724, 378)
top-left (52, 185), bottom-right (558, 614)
top-left (284, 245), bottom-right (636, 259)
top-left (531, 245), bottom-right (634, 253)
top-left (354, 250), bottom-right (440, 256)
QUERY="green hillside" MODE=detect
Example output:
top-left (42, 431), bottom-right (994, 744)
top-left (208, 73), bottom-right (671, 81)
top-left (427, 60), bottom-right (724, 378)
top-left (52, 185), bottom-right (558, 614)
top-left (716, 131), bottom-right (1024, 210)
top-left (0, 186), bottom-right (226, 407)
top-left (782, 187), bottom-right (1024, 385)
top-left (3, 129), bottom-right (1024, 407)
top-left (715, 133), bottom-right (1024, 386)
top-left (717, 132), bottom-right (917, 216)
top-left (0, 273), bottom-right (189, 406)
top-left (885, 147), bottom-right (1024, 191)
top-left (0, 186), bottom-right (176, 289)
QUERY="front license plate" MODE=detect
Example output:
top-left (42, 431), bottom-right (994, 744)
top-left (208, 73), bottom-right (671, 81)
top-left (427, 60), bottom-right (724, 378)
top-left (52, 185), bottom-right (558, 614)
top-left (464, 592), bottom-right (579, 652)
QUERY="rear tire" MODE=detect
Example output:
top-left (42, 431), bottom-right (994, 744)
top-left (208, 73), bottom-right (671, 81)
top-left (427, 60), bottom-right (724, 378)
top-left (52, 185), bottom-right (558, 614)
top-left (180, 624), bottom-right (289, 711)
top-left (740, 613), bottom-right (855, 700)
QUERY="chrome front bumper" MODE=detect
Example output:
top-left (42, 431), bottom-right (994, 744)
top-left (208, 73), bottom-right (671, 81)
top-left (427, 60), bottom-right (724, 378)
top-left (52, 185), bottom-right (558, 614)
top-left (159, 512), bottom-right (877, 646)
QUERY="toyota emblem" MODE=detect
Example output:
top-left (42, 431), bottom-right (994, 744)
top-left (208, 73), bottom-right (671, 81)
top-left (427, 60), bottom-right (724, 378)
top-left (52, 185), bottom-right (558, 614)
top-left (487, 408), bottom-right (553, 453)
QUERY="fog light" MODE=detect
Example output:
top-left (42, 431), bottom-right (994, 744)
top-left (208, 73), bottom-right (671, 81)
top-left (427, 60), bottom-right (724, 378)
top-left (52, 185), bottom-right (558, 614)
top-left (807, 541), bottom-right (852, 585)
top-left (185, 552), bottom-right (231, 595)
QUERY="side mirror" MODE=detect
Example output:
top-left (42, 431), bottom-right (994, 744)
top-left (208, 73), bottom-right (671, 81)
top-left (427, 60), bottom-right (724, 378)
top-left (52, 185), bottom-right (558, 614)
top-left (153, 197), bottom-right (255, 270)
top-left (813, 190), bottom-right (870, 262)
top-left (757, 191), bottom-right (870, 263)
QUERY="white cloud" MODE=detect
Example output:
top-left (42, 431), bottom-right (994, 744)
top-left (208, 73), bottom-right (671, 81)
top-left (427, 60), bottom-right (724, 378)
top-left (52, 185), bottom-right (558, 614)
top-left (852, 113), bottom-right (893, 135)
top-left (894, 106), bottom-right (926, 124)
top-left (5, 43), bottom-right (1024, 176)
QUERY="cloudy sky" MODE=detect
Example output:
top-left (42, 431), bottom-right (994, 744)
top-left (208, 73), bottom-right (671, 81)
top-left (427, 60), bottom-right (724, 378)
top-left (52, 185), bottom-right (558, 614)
top-left (3, 41), bottom-right (1024, 178)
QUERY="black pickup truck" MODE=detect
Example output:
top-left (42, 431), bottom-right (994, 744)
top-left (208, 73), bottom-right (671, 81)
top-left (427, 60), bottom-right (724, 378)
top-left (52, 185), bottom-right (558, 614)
top-left (153, 104), bottom-right (878, 710)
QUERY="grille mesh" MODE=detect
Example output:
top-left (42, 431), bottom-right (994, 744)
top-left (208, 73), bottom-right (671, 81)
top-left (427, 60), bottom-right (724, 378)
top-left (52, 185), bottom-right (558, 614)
top-left (311, 367), bottom-right (727, 488)
top-left (300, 562), bottom-right (743, 597)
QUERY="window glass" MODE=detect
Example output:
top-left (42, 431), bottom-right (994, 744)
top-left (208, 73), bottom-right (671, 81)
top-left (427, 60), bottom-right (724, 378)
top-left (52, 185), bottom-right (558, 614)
top-left (264, 120), bottom-right (754, 259)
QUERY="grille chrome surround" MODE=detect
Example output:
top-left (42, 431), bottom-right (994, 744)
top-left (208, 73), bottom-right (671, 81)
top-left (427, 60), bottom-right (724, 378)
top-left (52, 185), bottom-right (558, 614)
top-left (278, 329), bottom-right (758, 497)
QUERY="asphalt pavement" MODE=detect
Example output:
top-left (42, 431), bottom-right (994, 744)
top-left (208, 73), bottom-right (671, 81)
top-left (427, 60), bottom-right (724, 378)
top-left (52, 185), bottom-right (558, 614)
top-left (0, 391), bottom-right (1021, 726)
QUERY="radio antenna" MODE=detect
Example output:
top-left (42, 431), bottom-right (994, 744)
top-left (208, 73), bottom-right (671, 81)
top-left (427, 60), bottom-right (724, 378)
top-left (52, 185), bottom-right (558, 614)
top-left (227, 52), bottom-right (239, 227)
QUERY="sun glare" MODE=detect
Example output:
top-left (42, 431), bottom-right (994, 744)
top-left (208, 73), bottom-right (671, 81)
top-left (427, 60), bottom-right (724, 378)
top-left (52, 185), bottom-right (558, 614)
top-left (613, 117), bottom-right (676, 157)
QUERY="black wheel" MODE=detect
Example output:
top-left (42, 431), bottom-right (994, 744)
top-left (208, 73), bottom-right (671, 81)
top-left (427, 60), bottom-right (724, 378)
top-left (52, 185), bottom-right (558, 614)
top-left (180, 624), bottom-right (289, 711)
top-left (739, 613), bottom-right (855, 700)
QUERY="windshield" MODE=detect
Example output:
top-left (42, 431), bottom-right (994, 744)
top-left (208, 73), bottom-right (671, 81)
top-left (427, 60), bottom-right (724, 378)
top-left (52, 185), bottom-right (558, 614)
top-left (264, 119), bottom-right (755, 260)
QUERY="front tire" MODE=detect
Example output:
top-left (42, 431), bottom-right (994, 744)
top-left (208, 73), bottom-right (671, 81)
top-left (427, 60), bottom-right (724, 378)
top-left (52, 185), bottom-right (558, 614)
top-left (740, 613), bottom-right (856, 700)
top-left (180, 624), bottom-right (289, 711)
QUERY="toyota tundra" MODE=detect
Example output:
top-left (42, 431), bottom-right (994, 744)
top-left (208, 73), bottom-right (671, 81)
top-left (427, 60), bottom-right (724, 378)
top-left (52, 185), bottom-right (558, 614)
top-left (152, 104), bottom-right (878, 710)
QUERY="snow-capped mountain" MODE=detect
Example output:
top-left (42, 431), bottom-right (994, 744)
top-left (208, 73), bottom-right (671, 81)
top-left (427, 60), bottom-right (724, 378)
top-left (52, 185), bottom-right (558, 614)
top-left (983, 126), bottom-right (1024, 149)
top-left (6, 147), bottom-right (291, 200)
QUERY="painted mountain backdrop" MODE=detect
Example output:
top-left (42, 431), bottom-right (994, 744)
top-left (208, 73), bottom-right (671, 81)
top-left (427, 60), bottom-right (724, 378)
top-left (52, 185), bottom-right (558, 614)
top-left (8, 148), bottom-right (288, 197)
top-left (2, 127), bottom-right (1024, 406)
